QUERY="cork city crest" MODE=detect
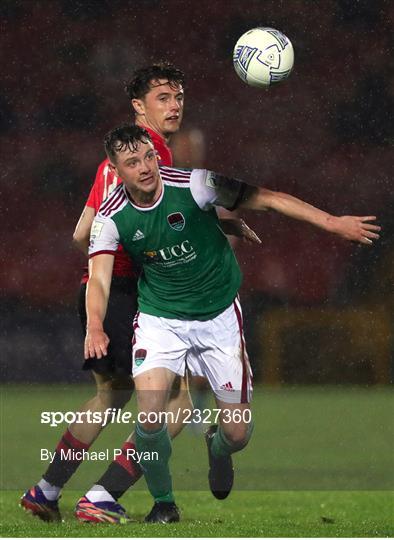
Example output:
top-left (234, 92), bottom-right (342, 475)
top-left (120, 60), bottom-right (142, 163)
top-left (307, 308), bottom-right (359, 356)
top-left (134, 349), bottom-right (147, 367)
top-left (167, 212), bottom-right (185, 231)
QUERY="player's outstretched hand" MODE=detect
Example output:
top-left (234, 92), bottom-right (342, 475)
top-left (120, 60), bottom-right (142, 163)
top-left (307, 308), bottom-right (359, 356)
top-left (334, 216), bottom-right (381, 245)
top-left (84, 328), bottom-right (110, 359)
top-left (239, 219), bottom-right (262, 244)
top-left (221, 218), bottom-right (262, 244)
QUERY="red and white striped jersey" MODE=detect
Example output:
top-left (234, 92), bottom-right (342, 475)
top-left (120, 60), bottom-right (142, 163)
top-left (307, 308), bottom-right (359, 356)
top-left (80, 125), bottom-right (173, 283)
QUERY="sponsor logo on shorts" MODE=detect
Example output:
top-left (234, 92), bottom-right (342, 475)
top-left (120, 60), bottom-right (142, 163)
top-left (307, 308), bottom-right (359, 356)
top-left (167, 212), bottom-right (185, 231)
top-left (134, 349), bottom-right (147, 367)
top-left (220, 381), bottom-right (235, 392)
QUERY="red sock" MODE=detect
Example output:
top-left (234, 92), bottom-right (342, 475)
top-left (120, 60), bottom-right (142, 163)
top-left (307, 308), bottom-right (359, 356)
top-left (96, 441), bottom-right (143, 500)
top-left (43, 429), bottom-right (90, 487)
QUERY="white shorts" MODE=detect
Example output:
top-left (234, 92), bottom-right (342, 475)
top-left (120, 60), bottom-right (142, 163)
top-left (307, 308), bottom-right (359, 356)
top-left (132, 297), bottom-right (253, 404)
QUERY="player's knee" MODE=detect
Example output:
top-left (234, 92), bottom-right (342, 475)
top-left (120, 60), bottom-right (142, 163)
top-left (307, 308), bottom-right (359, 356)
top-left (225, 429), bottom-right (246, 448)
top-left (96, 376), bottom-right (134, 409)
top-left (224, 420), bottom-right (254, 450)
top-left (112, 388), bottom-right (133, 409)
top-left (111, 375), bottom-right (134, 406)
top-left (138, 410), bottom-right (165, 432)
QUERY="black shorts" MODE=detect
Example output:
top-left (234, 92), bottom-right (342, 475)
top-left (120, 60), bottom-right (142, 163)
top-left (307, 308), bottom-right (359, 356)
top-left (78, 276), bottom-right (138, 376)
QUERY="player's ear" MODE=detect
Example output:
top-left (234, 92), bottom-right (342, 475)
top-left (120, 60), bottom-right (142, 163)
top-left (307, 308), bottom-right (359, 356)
top-left (132, 98), bottom-right (145, 116)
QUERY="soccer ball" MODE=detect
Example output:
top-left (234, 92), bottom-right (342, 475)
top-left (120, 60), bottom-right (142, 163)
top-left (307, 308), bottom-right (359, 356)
top-left (233, 27), bottom-right (294, 87)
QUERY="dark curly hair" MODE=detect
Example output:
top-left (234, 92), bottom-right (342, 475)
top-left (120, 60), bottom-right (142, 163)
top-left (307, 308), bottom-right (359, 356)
top-left (104, 124), bottom-right (152, 162)
top-left (125, 62), bottom-right (185, 100)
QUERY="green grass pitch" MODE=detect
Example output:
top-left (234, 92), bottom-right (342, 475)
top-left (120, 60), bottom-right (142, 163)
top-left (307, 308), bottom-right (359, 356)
top-left (1, 384), bottom-right (393, 537)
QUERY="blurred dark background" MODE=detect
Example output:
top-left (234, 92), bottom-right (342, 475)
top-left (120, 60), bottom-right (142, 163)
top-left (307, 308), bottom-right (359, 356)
top-left (1, 0), bottom-right (393, 384)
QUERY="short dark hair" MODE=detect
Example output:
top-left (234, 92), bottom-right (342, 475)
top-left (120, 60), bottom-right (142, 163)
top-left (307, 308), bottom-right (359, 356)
top-left (125, 62), bottom-right (185, 100)
top-left (104, 124), bottom-right (152, 162)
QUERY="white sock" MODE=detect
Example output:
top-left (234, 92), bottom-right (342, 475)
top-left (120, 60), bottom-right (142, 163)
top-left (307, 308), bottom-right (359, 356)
top-left (85, 484), bottom-right (116, 503)
top-left (38, 478), bottom-right (61, 501)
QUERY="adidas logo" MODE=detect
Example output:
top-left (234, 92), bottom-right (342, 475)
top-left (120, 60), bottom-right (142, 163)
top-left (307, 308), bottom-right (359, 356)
top-left (132, 229), bottom-right (145, 241)
top-left (220, 381), bottom-right (235, 392)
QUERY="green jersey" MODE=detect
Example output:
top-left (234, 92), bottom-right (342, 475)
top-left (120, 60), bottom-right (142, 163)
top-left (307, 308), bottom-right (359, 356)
top-left (89, 166), bottom-right (245, 320)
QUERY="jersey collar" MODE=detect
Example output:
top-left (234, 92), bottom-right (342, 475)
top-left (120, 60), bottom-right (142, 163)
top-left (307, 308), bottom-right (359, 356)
top-left (140, 124), bottom-right (168, 147)
top-left (123, 173), bottom-right (164, 212)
